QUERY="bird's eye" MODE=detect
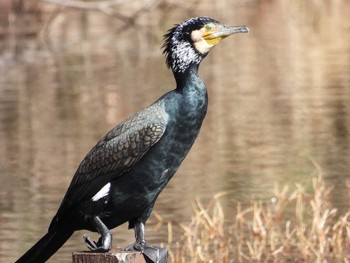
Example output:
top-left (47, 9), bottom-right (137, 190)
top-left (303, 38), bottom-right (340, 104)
top-left (205, 25), bottom-right (212, 31)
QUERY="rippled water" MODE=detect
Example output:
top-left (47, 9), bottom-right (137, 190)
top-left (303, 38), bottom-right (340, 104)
top-left (0, 1), bottom-right (349, 262)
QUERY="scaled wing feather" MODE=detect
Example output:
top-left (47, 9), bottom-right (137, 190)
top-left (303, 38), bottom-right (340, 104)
top-left (51, 104), bottom-right (166, 227)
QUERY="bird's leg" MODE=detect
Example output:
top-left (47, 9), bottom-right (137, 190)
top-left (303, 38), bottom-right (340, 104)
top-left (124, 221), bottom-right (146, 252)
top-left (124, 221), bottom-right (168, 263)
top-left (134, 221), bottom-right (146, 251)
top-left (83, 216), bottom-right (112, 252)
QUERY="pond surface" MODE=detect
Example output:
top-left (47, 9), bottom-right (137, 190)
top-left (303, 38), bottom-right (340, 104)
top-left (0, 1), bottom-right (349, 262)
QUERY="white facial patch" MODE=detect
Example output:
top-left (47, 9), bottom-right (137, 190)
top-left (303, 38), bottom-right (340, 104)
top-left (92, 182), bottom-right (111, 201)
top-left (191, 29), bottom-right (214, 54)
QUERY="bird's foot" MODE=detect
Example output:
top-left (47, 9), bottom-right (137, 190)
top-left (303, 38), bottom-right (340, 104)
top-left (83, 216), bottom-right (112, 252)
top-left (83, 234), bottom-right (111, 252)
top-left (124, 241), bottom-right (145, 252)
top-left (124, 242), bottom-right (168, 263)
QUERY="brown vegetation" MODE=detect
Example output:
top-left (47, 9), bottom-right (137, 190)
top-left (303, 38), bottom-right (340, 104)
top-left (166, 174), bottom-right (350, 262)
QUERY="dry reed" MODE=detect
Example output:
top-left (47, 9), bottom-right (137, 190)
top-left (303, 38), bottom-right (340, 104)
top-left (166, 174), bottom-right (350, 262)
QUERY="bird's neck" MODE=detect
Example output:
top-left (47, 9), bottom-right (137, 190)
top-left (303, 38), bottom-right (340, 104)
top-left (173, 63), bottom-right (202, 89)
top-left (173, 63), bottom-right (208, 117)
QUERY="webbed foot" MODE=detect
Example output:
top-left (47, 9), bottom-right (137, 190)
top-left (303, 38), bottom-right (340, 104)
top-left (124, 241), bottom-right (146, 252)
top-left (124, 242), bottom-right (168, 263)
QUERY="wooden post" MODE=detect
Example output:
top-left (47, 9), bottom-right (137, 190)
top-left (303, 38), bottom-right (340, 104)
top-left (72, 248), bottom-right (168, 263)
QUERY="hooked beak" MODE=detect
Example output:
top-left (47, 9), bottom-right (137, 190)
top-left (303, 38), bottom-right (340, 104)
top-left (203, 25), bottom-right (249, 45)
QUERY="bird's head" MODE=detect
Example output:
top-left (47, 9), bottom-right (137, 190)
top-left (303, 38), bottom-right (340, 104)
top-left (163, 17), bottom-right (249, 74)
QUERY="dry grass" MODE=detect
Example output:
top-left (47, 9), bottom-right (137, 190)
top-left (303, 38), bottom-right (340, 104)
top-left (166, 174), bottom-right (350, 262)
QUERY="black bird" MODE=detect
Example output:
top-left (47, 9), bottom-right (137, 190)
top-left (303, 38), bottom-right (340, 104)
top-left (16, 17), bottom-right (248, 263)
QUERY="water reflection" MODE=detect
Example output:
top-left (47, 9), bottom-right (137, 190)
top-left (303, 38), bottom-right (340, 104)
top-left (0, 1), bottom-right (349, 262)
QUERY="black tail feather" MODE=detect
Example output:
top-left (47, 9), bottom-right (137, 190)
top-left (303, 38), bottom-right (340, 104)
top-left (16, 226), bottom-right (74, 263)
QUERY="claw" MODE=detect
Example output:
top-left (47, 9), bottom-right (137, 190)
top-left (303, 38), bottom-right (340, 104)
top-left (83, 234), bottom-right (98, 250)
top-left (83, 216), bottom-right (112, 252)
top-left (83, 234), bottom-right (111, 252)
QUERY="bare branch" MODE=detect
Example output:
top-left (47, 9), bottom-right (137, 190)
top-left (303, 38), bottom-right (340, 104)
top-left (41, 0), bottom-right (124, 11)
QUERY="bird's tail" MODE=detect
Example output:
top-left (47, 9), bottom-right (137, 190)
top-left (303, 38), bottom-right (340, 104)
top-left (16, 224), bottom-right (74, 263)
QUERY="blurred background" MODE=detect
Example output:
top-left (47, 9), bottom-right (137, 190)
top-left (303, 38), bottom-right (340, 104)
top-left (0, 0), bottom-right (349, 262)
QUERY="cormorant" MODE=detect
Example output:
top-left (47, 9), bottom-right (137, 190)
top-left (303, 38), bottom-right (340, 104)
top-left (16, 17), bottom-right (248, 263)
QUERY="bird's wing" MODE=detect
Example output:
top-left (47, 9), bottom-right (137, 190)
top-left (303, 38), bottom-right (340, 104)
top-left (53, 104), bottom-right (166, 223)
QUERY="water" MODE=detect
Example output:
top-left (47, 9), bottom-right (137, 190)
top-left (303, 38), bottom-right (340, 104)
top-left (1, 1), bottom-right (349, 262)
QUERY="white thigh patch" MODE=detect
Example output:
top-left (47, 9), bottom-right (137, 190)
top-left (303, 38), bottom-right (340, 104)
top-left (92, 183), bottom-right (111, 201)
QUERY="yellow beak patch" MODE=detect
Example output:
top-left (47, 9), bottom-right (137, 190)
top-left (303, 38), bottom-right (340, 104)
top-left (202, 23), bottom-right (226, 46)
